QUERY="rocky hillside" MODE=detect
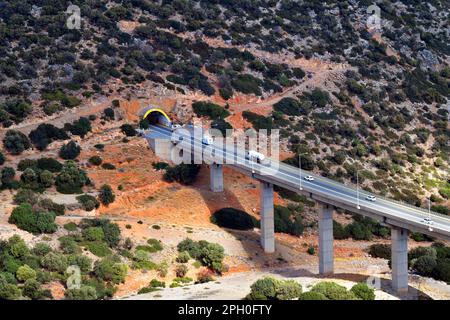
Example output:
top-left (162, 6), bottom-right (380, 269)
top-left (0, 0), bottom-right (448, 210)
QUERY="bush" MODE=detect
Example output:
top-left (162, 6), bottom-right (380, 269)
top-left (163, 164), bottom-right (201, 185)
top-left (89, 156), bottom-right (103, 166)
top-left (36, 198), bottom-right (65, 216)
top-left (247, 277), bottom-right (302, 300)
top-left (274, 205), bottom-right (304, 236)
top-left (3, 130), bottom-right (31, 154)
top-left (311, 282), bottom-right (357, 300)
top-left (192, 101), bottom-right (230, 120)
top-left (83, 227), bottom-right (105, 242)
top-left (13, 188), bottom-right (38, 205)
top-left (210, 208), bottom-right (258, 230)
top-left (93, 257), bottom-right (127, 284)
top-left (247, 277), bottom-right (278, 300)
top-left (37, 158), bottom-right (62, 172)
top-left (0, 150), bottom-right (5, 165)
top-left (121, 124), bottom-right (136, 136)
top-left (55, 162), bottom-right (88, 194)
top-left (299, 291), bottom-right (328, 300)
top-left (99, 184), bottom-right (115, 205)
top-left (9, 203), bottom-right (57, 234)
top-left (101, 163), bottom-right (116, 170)
top-left (175, 264), bottom-right (189, 277)
top-left (412, 255), bottom-right (437, 276)
top-left (350, 283), bottom-right (375, 300)
top-left (28, 123), bottom-right (68, 150)
top-left (276, 280), bottom-right (302, 300)
top-left (76, 194), bottom-right (100, 211)
top-left (16, 265), bottom-right (37, 282)
top-left (177, 239), bottom-right (225, 273)
top-left (23, 279), bottom-right (51, 300)
top-left (0, 282), bottom-right (21, 300)
top-left (333, 221), bottom-right (349, 239)
top-left (65, 117), bottom-right (91, 138)
top-left (86, 242), bottom-right (112, 257)
top-left (64, 222), bottom-right (78, 232)
top-left (65, 286), bottom-right (97, 300)
top-left (59, 141), bottom-right (81, 160)
top-left (41, 252), bottom-right (68, 273)
top-left (176, 251), bottom-right (190, 263)
top-left (432, 258), bottom-right (450, 283)
top-left (368, 244), bottom-right (391, 259)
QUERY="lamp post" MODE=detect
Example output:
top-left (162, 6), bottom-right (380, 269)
top-left (356, 170), bottom-right (361, 209)
top-left (298, 153), bottom-right (308, 191)
top-left (428, 197), bottom-right (433, 232)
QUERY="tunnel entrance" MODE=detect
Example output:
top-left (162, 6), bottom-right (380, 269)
top-left (142, 108), bottom-right (172, 127)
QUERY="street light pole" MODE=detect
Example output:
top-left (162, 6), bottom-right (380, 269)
top-left (356, 170), bottom-right (360, 209)
top-left (299, 153), bottom-right (303, 190)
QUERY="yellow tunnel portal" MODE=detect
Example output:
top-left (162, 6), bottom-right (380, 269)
top-left (142, 108), bottom-right (172, 127)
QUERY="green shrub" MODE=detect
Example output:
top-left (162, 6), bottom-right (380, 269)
top-left (175, 264), bottom-right (189, 277)
top-left (55, 162), bottom-right (88, 194)
top-left (211, 208), bottom-right (258, 230)
top-left (163, 164), bottom-right (201, 185)
top-left (13, 188), bottom-right (38, 205)
top-left (0, 282), bottom-right (21, 300)
top-left (432, 258), bottom-right (450, 283)
top-left (65, 286), bottom-right (97, 300)
top-left (192, 101), bottom-right (230, 120)
top-left (82, 227), bottom-right (105, 242)
top-left (3, 130), bottom-right (31, 155)
top-left (59, 141), bottom-right (81, 160)
top-left (147, 238), bottom-right (163, 251)
top-left (176, 251), bottom-right (190, 263)
top-left (333, 221), bottom-right (350, 239)
top-left (101, 162), bottom-right (116, 170)
top-left (37, 158), bottom-right (62, 172)
top-left (412, 255), bottom-right (437, 276)
top-left (86, 242), bottom-right (112, 257)
top-left (64, 222), bottom-right (78, 232)
top-left (299, 291), bottom-right (328, 300)
top-left (311, 282), bottom-right (357, 300)
top-left (350, 283), bottom-right (375, 300)
top-left (76, 194), bottom-right (100, 211)
top-left (368, 244), bottom-right (391, 259)
top-left (23, 279), bottom-right (51, 300)
top-left (32, 243), bottom-right (52, 256)
top-left (274, 205), bottom-right (304, 236)
top-left (93, 257), bottom-right (127, 284)
top-left (9, 203), bottom-right (57, 234)
top-left (36, 198), bottom-right (65, 216)
top-left (307, 246), bottom-right (315, 255)
top-left (16, 265), bottom-right (37, 282)
top-left (177, 239), bottom-right (225, 274)
top-left (121, 124), bottom-right (136, 136)
top-left (276, 280), bottom-right (302, 300)
top-left (89, 156), bottom-right (103, 166)
top-left (41, 252), bottom-right (68, 273)
top-left (99, 184), bottom-right (115, 205)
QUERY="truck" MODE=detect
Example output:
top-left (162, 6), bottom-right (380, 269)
top-left (246, 150), bottom-right (266, 164)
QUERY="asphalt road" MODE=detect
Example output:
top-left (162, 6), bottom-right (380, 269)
top-left (145, 125), bottom-right (450, 240)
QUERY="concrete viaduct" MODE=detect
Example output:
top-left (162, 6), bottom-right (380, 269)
top-left (138, 108), bottom-right (450, 295)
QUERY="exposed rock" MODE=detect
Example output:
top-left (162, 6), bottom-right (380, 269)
top-left (417, 49), bottom-right (439, 71)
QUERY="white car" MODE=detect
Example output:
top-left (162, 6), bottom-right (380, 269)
top-left (304, 175), bottom-right (314, 181)
top-left (422, 217), bottom-right (434, 225)
top-left (365, 195), bottom-right (377, 202)
top-left (202, 135), bottom-right (214, 145)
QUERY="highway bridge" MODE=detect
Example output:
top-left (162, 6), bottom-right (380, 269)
top-left (139, 111), bottom-right (450, 295)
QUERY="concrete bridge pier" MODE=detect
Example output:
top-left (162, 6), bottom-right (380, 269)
top-left (260, 181), bottom-right (275, 253)
top-left (210, 164), bottom-right (223, 192)
top-left (391, 227), bottom-right (409, 294)
top-left (318, 203), bottom-right (334, 275)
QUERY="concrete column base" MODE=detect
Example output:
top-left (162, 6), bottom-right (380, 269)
top-left (318, 203), bottom-right (334, 275)
top-left (210, 164), bottom-right (223, 192)
top-left (391, 227), bottom-right (409, 294)
top-left (260, 181), bottom-right (275, 253)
